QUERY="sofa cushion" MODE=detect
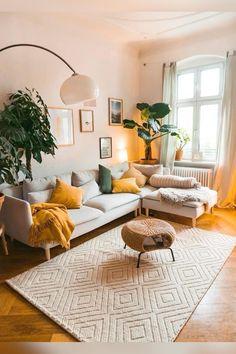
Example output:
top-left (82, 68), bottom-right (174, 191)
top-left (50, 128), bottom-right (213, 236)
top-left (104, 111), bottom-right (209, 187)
top-left (28, 189), bottom-right (53, 204)
top-left (109, 161), bottom-right (129, 179)
top-left (72, 169), bottom-right (99, 186)
top-left (121, 166), bottom-right (147, 187)
top-left (99, 164), bottom-right (112, 194)
top-left (131, 163), bottom-right (163, 177)
top-left (79, 180), bottom-right (101, 203)
top-left (138, 185), bottom-right (156, 198)
top-left (85, 193), bottom-right (139, 212)
top-left (49, 179), bottom-right (83, 209)
top-left (112, 178), bottom-right (141, 194)
top-left (23, 173), bottom-right (71, 201)
top-left (67, 206), bottom-right (103, 225)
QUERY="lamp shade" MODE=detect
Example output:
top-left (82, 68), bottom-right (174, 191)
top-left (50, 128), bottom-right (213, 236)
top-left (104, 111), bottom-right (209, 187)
top-left (60, 73), bottom-right (99, 105)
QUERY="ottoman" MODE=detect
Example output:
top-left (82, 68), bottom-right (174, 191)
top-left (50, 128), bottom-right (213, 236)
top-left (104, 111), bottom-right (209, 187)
top-left (121, 217), bottom-right (176, 268)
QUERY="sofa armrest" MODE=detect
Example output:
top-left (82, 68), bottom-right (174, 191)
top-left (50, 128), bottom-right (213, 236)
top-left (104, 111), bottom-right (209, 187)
top-left (0, 196), bottom-right (33, 245)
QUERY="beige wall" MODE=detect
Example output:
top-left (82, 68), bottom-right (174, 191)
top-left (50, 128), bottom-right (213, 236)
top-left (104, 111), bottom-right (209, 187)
top-left (0, 13), bottom-right (140, 178)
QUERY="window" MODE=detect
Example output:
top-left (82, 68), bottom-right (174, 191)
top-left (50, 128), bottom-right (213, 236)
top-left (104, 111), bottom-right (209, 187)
top-left (176, 61), bottom-right (224, 162)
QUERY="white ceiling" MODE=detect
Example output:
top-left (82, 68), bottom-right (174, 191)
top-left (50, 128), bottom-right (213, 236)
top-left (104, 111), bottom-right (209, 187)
top-left (104, 12), bottom-right (236, 41)
top-left (0, 1), bottom-right (236, 49)
top-left (1, 0), bottom-right (236, 12)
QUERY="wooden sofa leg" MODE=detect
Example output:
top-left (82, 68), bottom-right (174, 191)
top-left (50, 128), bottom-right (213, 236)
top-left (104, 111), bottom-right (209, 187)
top-left (45, 248), bottom-right (51, 261)
top-left (145, 208), bottom-right (149, 217)
top-left (134, 209), bottom-right (138, 217)
top-left (192, 218), bottom-right (196, 227)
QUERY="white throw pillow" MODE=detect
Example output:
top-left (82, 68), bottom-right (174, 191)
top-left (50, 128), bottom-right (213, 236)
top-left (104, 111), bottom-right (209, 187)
top-left (79, 180), bottom-right (102, 203)
top-left (131, 163), bottom-right (163, 177)
top-left (109, 161), bottom-right (129, 180)
top-left (72, 170), bottom-right (99, 187)
top-left (28, 189), bottom-right (53, 204)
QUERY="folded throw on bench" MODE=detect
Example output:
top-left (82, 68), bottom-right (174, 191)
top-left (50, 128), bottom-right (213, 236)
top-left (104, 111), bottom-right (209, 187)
top-left (158, 187), bottom-right (211, 211)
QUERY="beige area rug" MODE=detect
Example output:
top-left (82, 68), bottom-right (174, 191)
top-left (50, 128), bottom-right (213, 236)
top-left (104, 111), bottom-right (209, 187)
top-left (7, 222), bottom-right (236, 342)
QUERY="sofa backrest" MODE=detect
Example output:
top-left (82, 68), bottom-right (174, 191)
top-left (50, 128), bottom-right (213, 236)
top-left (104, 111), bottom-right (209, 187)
top-left (0, 184), bottom-right (23, 199)
top-left (23, 173), bottom-right (72, 201)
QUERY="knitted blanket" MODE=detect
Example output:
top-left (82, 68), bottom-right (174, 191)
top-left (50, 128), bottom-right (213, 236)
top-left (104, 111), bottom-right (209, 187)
top-left (159, 187), bottom-right (211, 211)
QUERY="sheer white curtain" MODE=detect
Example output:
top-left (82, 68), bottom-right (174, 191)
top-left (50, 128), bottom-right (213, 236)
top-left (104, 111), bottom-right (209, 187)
top-left (160, 62), bottom-right (177, 170)
top-left (214, 52), bottom-right (236, 208)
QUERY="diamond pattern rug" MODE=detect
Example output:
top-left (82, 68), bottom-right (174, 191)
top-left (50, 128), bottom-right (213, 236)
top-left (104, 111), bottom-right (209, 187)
top-left (6, 222), bottom-right (235, 342)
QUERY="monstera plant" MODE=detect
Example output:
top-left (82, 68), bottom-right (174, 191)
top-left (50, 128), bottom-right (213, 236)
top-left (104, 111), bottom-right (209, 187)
top-left (0, 88), bottom-right (57, 180)
top-left (123, 102), bottom-right (176, 160)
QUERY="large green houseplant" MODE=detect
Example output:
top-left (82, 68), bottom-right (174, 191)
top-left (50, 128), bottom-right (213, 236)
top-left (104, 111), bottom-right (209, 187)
top-left (0, 88), bottom-right (57, 179)
top-left (123, 102), bottom-right (176, 160)
top-left (0, 137), bottom-right (29, 185)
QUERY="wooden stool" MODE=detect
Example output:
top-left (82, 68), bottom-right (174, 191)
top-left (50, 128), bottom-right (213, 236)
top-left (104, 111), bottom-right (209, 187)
top-left (121, 217), bottom-right (176, 268)
top-left (0, 224), bottom-right (8, 255)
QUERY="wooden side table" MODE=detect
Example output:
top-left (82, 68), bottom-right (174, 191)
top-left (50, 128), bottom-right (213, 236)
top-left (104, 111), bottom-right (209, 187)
top-left (0, 224), bottom-right (8, 255)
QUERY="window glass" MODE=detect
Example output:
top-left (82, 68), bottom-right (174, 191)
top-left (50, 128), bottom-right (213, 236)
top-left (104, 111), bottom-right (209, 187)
top-left (176, 61), bottom-right (224, 162)
top-left (177, 72), bottom-right (195, 100)
top-left (200, 67), bottom-right (220, 97)
top-left (199, 104), bottom-right (219, 161)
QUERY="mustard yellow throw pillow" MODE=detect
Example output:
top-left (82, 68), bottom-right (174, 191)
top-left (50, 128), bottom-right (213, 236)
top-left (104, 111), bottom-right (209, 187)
top-left (49, 179), bottom-right (83, 209)
top-left (112, 178), bottom-right (141, 194)
top-left (122, 166), bottom-right (147, 187)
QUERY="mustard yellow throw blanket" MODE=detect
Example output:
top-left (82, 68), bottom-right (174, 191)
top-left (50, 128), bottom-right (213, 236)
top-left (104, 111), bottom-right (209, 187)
top-left (29, 203), bottom-right (75, 249)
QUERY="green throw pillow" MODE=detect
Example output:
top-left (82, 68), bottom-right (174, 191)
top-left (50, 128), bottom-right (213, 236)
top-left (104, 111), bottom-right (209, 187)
top-left (99, 164), bottom-right (112, 194)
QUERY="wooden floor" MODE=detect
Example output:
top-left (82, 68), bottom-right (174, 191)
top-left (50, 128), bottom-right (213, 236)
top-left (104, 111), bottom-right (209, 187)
top-left (0, 208), bottom-right (236, 342)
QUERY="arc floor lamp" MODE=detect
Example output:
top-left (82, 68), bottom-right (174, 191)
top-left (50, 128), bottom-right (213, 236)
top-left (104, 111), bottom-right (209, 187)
top-left (0, 43), bottom-right (99, 104)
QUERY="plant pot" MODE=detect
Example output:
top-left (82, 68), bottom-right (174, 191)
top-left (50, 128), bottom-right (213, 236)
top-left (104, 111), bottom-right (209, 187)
top-left (175, 150), bottom-right (184, 161)
top-left (0, 193), bottom-right (5, 212)
top-left (139, 159), bottom-right (159, 165)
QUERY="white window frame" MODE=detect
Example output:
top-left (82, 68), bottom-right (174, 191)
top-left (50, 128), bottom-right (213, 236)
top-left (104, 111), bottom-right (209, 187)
top-left (176, 61), bottom-right (224, 162)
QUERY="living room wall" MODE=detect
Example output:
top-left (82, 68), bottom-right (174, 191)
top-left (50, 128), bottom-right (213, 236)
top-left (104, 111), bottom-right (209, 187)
top-left (0, 13), bottom-right (140, 178)
top-left (139, 24), bottom-right (236, 160)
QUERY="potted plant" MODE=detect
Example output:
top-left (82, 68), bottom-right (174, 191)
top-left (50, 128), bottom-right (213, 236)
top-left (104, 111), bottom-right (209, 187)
top-left (123, 102), bottom-right (176, 163)
top-left (174, 129), bottom-right (190, 161)
top-left (0, 88), bottom-right (57, 180)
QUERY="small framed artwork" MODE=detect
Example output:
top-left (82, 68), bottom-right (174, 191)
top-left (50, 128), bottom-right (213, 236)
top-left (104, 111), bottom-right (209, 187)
top-left (99, 137), bottom-right (112, 159)
top-left (108, 97), bottom-right (123, 126)
top-left (79, 109), bottom-right (94, 132)
top-left (48, 107), bottom-right (74, 146)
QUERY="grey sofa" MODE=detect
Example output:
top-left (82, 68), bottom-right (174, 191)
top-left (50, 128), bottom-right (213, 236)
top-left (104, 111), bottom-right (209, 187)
top-left (0, 162), bottom-right (156, 260)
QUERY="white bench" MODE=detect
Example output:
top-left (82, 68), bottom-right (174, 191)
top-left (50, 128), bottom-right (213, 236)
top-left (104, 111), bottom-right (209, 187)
top-left (142, 189), bottom-right (217, 227)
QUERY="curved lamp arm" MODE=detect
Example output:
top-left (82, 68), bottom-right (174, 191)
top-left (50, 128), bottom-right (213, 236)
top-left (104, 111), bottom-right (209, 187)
top-left (0, 43), bottom-right (99, 104)
top-left (0, 43), bottom-right (77, 74)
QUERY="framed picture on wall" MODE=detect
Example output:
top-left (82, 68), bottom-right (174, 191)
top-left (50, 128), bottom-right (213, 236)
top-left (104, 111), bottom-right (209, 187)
top-left (108, 97), bottom-right (123, 126)
top-left (48, 107), bottom-right (74, 146)
top-left (79, 109), bottom-right (94, 132)
top-left (99, 137), bottom-right (112, 159)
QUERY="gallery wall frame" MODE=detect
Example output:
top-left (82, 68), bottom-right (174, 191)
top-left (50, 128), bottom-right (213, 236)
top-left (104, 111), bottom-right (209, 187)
top-left (108, 97), bottom-right (123, 126)
top-left (99, 137), bottom-right (112, 159)
top-left (48, 107), bottom-right (74, 146)
top-left (79, 109), bottom-right (94, 132)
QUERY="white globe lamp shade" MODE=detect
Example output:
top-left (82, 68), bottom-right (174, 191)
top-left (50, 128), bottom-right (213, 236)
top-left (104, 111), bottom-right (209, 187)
top-left (60, 73), bottom-right (99, 105)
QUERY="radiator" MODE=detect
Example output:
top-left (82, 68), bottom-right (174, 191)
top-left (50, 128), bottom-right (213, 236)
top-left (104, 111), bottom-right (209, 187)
top-left (172, 166), bottom-right (213, 187)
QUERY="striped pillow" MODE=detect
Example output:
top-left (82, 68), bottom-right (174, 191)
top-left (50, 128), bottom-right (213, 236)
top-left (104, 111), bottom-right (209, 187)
top-left (149, 174), bottom-right (200, 189)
